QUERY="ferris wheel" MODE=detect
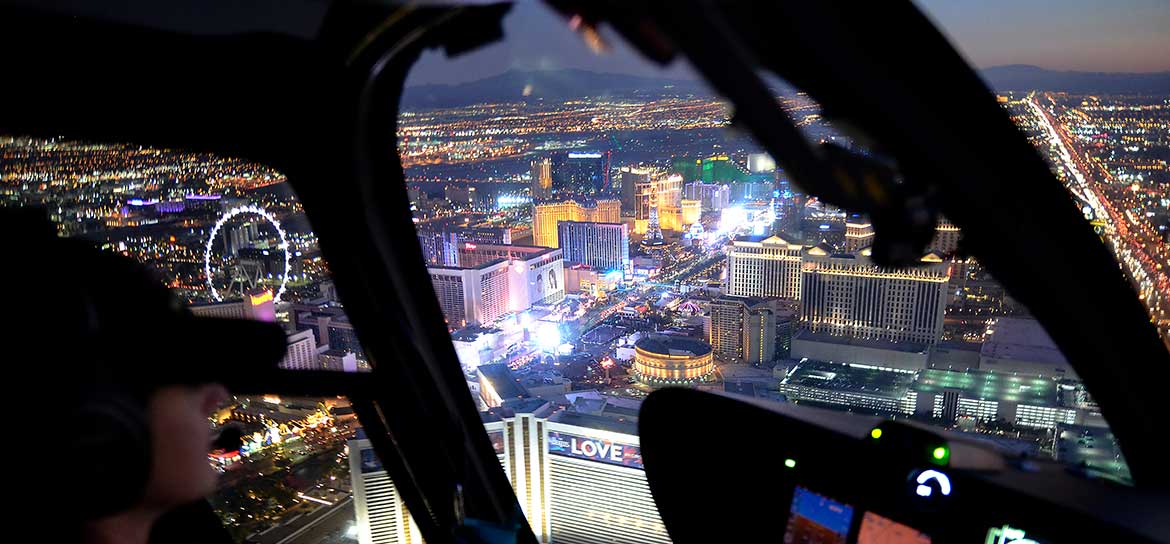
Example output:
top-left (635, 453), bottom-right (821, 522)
top-left (203, 204), bottom-right (291, 303)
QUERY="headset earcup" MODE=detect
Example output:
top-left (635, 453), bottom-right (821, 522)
top-left (71, 392), bottom-right (153, 520)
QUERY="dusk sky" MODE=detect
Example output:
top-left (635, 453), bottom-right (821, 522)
top-left (407, 0), bottom-right (1170, 85)
top-left (13, 0), bottom-right (1170, 83)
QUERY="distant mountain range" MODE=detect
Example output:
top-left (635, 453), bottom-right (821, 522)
top-left (400, 69), bottom-right (711, 109)
top-left (979, 64), bottom-right (1170, 94)
top-left (401, 66), bottom-right (1169, 109)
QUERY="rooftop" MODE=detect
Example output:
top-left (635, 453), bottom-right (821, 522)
top-left (558, 220), bottom-right (627, 228)
top-left (427, 257), bottom-right (510, 273)
top-left (934, 340), bottom-right (984, 353)
top-left (451, 326), bottom-right (502, 342)
top-left (535, 198), bottom-right (619, 209)
top-left (981, 317), bottom-right (1068, 366)
top-left (780, 359), bottom-right (916, 399)
top-left (732, 233), bottom-right (801, 247)
top-left (550, 410), bottom-right (639, 436)
top-left (603, 404), bottom-right (641, 418)
top-left (793, 329), bottom-right (929, 354)
top-left (712, 295), bottom-right (774, 309)
top-left (189, 300), bottom-right (243, 309)
top-left (913, 369), bottom-right (1057, 404)
top-left (501, 398), bottom-right (555, 415)
top-left (635, 334), bottom-right (713, 357)
top-left (724, 381), bottom-right (758, 397)
top-left (477, 363), bottom-right (529, 400)
top-left (805, 242), bottom-right (837, 256)
top-left (462, 243), bottom-right (561, 260)
top-left (564, 391), bottom-right (643, 412)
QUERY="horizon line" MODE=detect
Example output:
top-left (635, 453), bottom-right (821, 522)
top-left (405, 64), bottom-right (1170, 88)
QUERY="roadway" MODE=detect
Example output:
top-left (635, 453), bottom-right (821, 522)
top-left (1027, 94), bottom-right (1170, 343)
top-left (252, 496), bottom-right (354, 544)
top-left (567, 245), bottom-right (726, 342)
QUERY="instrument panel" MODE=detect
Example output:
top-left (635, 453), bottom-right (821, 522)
top-left (638, 389), bottom-right (1170, 543)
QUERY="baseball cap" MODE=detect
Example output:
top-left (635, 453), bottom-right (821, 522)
top-left (5, 207), bottom-right (288, 391)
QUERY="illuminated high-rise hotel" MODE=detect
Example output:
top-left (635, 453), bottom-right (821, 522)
top-left (710, 297), bottom-right (776, 365)
top-left (551, 151), bottom-right (610, 195)
top-left (681, 199), bottom-right (701, 226)
top-left (683, 181), bottom-right (730, 212)
top-left (619, 167), bottom-right (651, 214)
top-left (278, 329), bottom-right (318, 371)
top-left (633, 177), bottom-right (655, 228)
top-left (631, 174), bottom-right (697, 234)
top-left (349, 431), bottom-right (423, 544)
top-left (457, 243), bottom-right (566, 308)
top-left (642, 207), bottom-right (666, 249)
top-left (929, 217), bottom-right (962, 254)
top-left (352, 401), bottom-right (670, 544)
top-left (531, 158), bottom-right (553, 201)
top-left (557, 221), bottom-right (630, 278)
top-left (654, 174), bottom-right (684, 232)
top-left (725, 234), bottom-right (803, 299)
top-left (800, 248), bottom-right (950, 344)
top-left (844, 218), bottom-right (875, 252)
top-left (427, 260), bottom-right (512, 328)
top-left (532, 199), bottom-right (620, 248)
top-left (428, 244), bottom-right (565, 327)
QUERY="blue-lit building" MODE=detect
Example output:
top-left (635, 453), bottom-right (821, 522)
top-left (552, 151), bottom-right (611, 196)
top-left (328, 315), bottom-right (365, 360)
top-left (728, 180), bottom-right (774, 203)
top-left (801, 203), bottom-right (847, 249)
top-left (417, 229), bottom-right (460, 266)
top-left (557, 220), bottom-right (630, 280)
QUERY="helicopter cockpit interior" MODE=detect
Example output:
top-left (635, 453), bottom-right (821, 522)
top-left (2, 1), bottom-right (1168, 543)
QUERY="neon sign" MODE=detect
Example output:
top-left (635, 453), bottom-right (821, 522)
top-left (547, 431), bottom-right (642, 469)
top-left (250, 290), bottom-right (275, 306)
top-left (985, 525), bottom-right (1041, 544)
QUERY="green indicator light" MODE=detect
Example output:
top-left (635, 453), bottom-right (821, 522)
top-left (784, 458), bottom-right (797, 469)
top-left (870, 428), bottom-right (883, 439)
top-left (932, 446), bottom-right (949, 462)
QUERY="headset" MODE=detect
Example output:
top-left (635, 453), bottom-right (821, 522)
top-left (25, 207), bottom-right (249, 522)
top-left (12, 207), bottom-right (155, 521)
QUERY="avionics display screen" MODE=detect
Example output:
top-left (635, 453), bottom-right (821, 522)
top-left (857, 511), bottom-right (932, 544)
top-left (783, 487), bottom-right (855, 544)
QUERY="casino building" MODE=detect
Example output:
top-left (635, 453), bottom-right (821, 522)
top-left (352, 396), bottom-right (671, 544)
top-left (349, 429), bottom-right (424, 544)
top-left (633, 334), bottom-right (715, 385)
top-left (532, 199), bottom-right (621, 248)
top-left (778, 359), bottom-right (1087, 430)
top-left (426, 244), bottom-right (565, 327)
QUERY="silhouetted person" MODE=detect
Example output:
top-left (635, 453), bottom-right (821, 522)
top-left (5, 208), bottom-right (286, 543)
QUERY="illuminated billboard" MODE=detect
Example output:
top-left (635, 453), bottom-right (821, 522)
top-left (488, 430), bottom-right (506, 454)
top-left (547, 431), bottom-right (643, 469)
top-left (360, 447), bottom-right (383, 473)
top-left (530, 257), bottom-right (565, 306)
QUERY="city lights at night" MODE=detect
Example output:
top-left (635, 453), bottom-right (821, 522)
top-left (3, 1), bottom-right (1168, 543)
